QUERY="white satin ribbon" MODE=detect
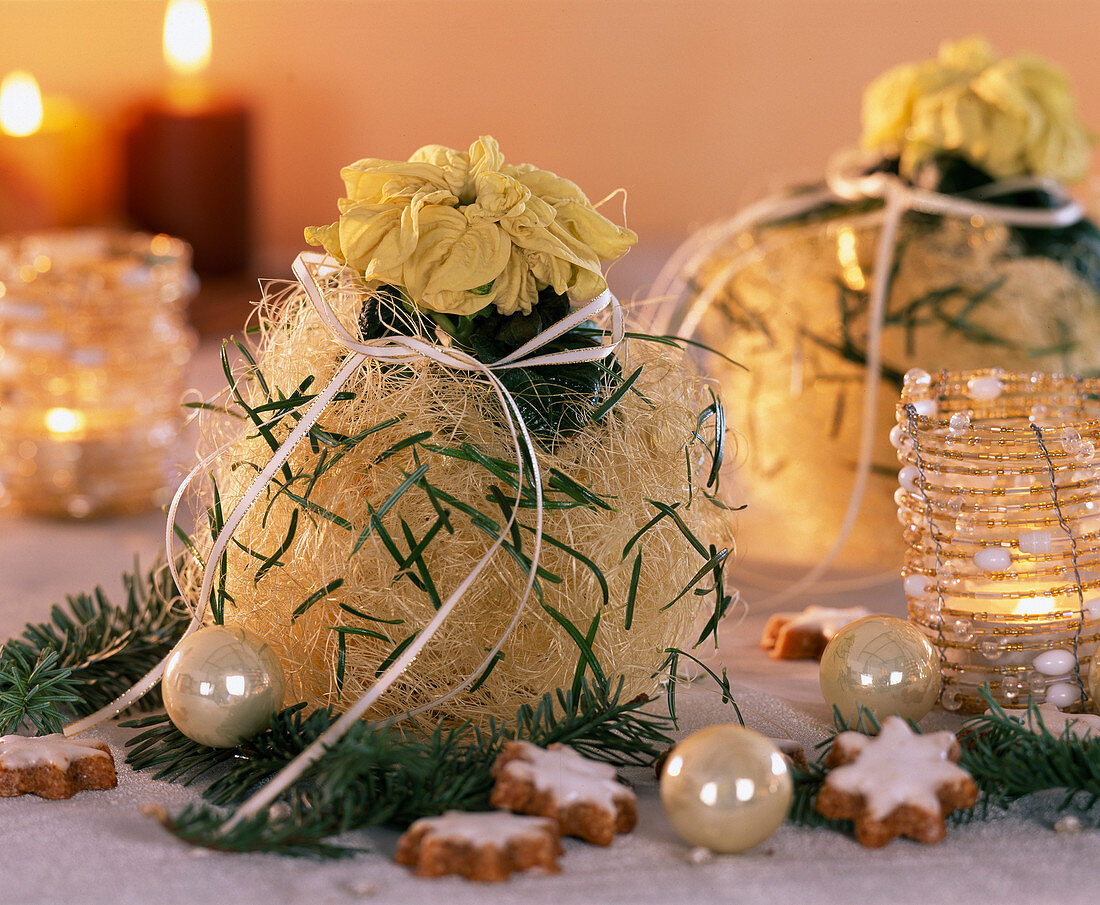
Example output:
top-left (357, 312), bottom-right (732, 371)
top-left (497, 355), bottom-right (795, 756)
top-left (66, 251), bottom-right (624, 826)
top-left (652, 149), bottom-right (1085, 606)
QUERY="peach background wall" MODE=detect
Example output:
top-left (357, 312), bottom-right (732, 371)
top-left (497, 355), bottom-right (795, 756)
top-left (1, 0), bottom-right (1099, 282)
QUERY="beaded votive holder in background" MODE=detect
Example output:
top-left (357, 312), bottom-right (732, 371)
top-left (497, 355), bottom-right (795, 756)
top-left (895, 369), bottom-right (1100, 714)
top-left (0, 230), bottom-right (197, 518)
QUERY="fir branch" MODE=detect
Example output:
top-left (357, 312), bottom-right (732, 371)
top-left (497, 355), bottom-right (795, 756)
top-left (0, 563), bottom-right (188, 734)
top-left (959, 697), bottom-right (1100, 818)
top-left (124, 674), bottom-right (675, 857)
top-left (0, 648), bottom-right (81, 735)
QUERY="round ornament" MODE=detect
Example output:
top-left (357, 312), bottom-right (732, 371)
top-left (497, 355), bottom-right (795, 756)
top-left (819, 615), bottom-right (940, 723)
top-left (163, 624), bottom-right (286, 748)
top-left (659, 725), bottom-right (792, 853)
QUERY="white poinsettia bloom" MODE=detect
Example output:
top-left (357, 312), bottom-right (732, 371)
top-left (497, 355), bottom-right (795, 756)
top-left (306, 136), bottom-right (636, 317)
top-left (861, 37), bottom-right (1093, 184)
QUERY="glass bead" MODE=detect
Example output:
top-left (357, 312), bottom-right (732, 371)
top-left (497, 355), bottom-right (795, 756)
top-left (948, 412), bottom-right (971, 434)
top-left (938, 563), bottom-right (962, 590)
top-left (945, 495), bottom-right (964, 516)
top-left (954, 514), bottom-right (980, 537)
top-left (1027, 673), bottom-right (1048, 695)
top-left (1061, 428), bottom-right (1083, 455)
top-left (978, 637), bottom-right (1004, 661)
top-left (903, 573), bottom-right (930, 599)
top-left (1018, 530), bottom-right (1053, 556)
top-left (904, 368), bottom-right (932, 389)
top-left (1076, 441), bottom-right (1096, 464)
top-left (941, 688), bottom-right (962, 712)
top-left (952, 618), bottom-right (973, 642)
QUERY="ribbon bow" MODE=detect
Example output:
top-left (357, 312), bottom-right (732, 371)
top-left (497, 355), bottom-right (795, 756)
top-left (66, 251), bottom-right (624, 826)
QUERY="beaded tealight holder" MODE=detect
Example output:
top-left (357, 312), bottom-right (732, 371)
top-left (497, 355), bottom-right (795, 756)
top-left (895, 369), bottom-right (1100, 713)
top-left (0, 230), bottom-right (196, 517)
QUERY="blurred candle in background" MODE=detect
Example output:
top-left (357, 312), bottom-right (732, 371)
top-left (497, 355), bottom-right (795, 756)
top-left (124, 0), bottom-right (252, 275)
top-left (0, 70), bottom-right (115, 232)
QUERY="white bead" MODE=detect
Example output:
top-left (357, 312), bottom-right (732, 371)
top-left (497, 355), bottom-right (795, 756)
top-left (973, 546), bottom-right (1012, 572)
top-left (903, 573), bottom-right (930, 598)
top-left (904, 368), bottom-right (932, 388)
top-left (1046, 682), bottom-right (1081, 708)
top-left (1033, 649), bottom-right (1076, 677)
top-left (889, 424), bottom-right (912, 451)
top-left (898, 465), bottom-right (920, 492)
top-left (911, 398), bottom-right (938, 418)
top-left (966, 375), bottom-right (1003, 400)
top-left (1018, 530), bottom-right (1053, 555)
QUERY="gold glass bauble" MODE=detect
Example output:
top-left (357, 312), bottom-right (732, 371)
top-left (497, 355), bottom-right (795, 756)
top-left (819, 615), bottom-right (940, 723)
top-left (162, 624), bottom-right (286, 748)
top-left (659, 725), bottom-right (792, 853)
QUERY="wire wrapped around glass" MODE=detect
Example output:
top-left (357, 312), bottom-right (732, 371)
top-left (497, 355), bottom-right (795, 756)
top-left (896, 369), bottom-right (1100, 713)
top-left (0, 230), bottom-right (197, 518)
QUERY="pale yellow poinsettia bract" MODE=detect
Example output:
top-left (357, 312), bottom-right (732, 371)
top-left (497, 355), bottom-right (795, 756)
top-left (305, 136), bottom-right (637, 317)
top-left (861, 37), bottom-right (1093, 183)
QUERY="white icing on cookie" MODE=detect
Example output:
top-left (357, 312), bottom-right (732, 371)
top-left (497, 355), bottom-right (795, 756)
top-left (502, 742), bottom-right (632, 812)
top-left (408, 810), bottom-right (555, 846)
top-left (783, 606), bottom-right (872, 637)
top-left (826, 717), bottom-right (970, 821)
top-left (1000, 702), bottom-right (1100, 740)
top-left (0, 734), bottom-right (110, 770)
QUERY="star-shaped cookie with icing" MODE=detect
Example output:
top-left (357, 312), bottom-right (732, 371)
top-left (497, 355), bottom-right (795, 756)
top-left (490, 741), bottom-right (637, 845)
top-left (0, 734), bottom-right (117, 799)
top-left (815, 716), bottom-right (978, 847)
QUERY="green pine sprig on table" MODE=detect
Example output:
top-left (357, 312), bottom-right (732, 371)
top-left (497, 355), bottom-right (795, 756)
top-left (123, 674), bottom-right (674, 858)
top-left (958, 697), bottom-right (1100, 820)
top-left (0, 563), bottom-right (189, 735)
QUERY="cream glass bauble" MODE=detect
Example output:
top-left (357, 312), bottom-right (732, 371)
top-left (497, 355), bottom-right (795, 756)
top-left (163, 624), bottom-right (286, 748)
top-left (660, 725), bottom-right (792, 853)
top-left (820, 615), bottom-right (940, 723)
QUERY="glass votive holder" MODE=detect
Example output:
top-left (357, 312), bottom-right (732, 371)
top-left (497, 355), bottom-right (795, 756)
top-left (0, 229), bottom-right (197, 517)
top-left (895, 369), bottom-right (1100, 713)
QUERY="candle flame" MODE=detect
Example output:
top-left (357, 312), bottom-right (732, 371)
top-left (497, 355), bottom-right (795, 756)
top-left (45, 408), bottom-right (85, 435)
top-left (163, 0), bottom-right (212, 76)
top-left (0, 71), bottom-right (44, 137)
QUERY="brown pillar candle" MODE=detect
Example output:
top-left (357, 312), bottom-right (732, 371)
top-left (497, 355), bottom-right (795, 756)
top-left (124, 96), bottom-right (251, 275)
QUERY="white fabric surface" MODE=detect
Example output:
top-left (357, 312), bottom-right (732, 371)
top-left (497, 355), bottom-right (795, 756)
top-left (2, 343), bottom-right (1098, 904)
